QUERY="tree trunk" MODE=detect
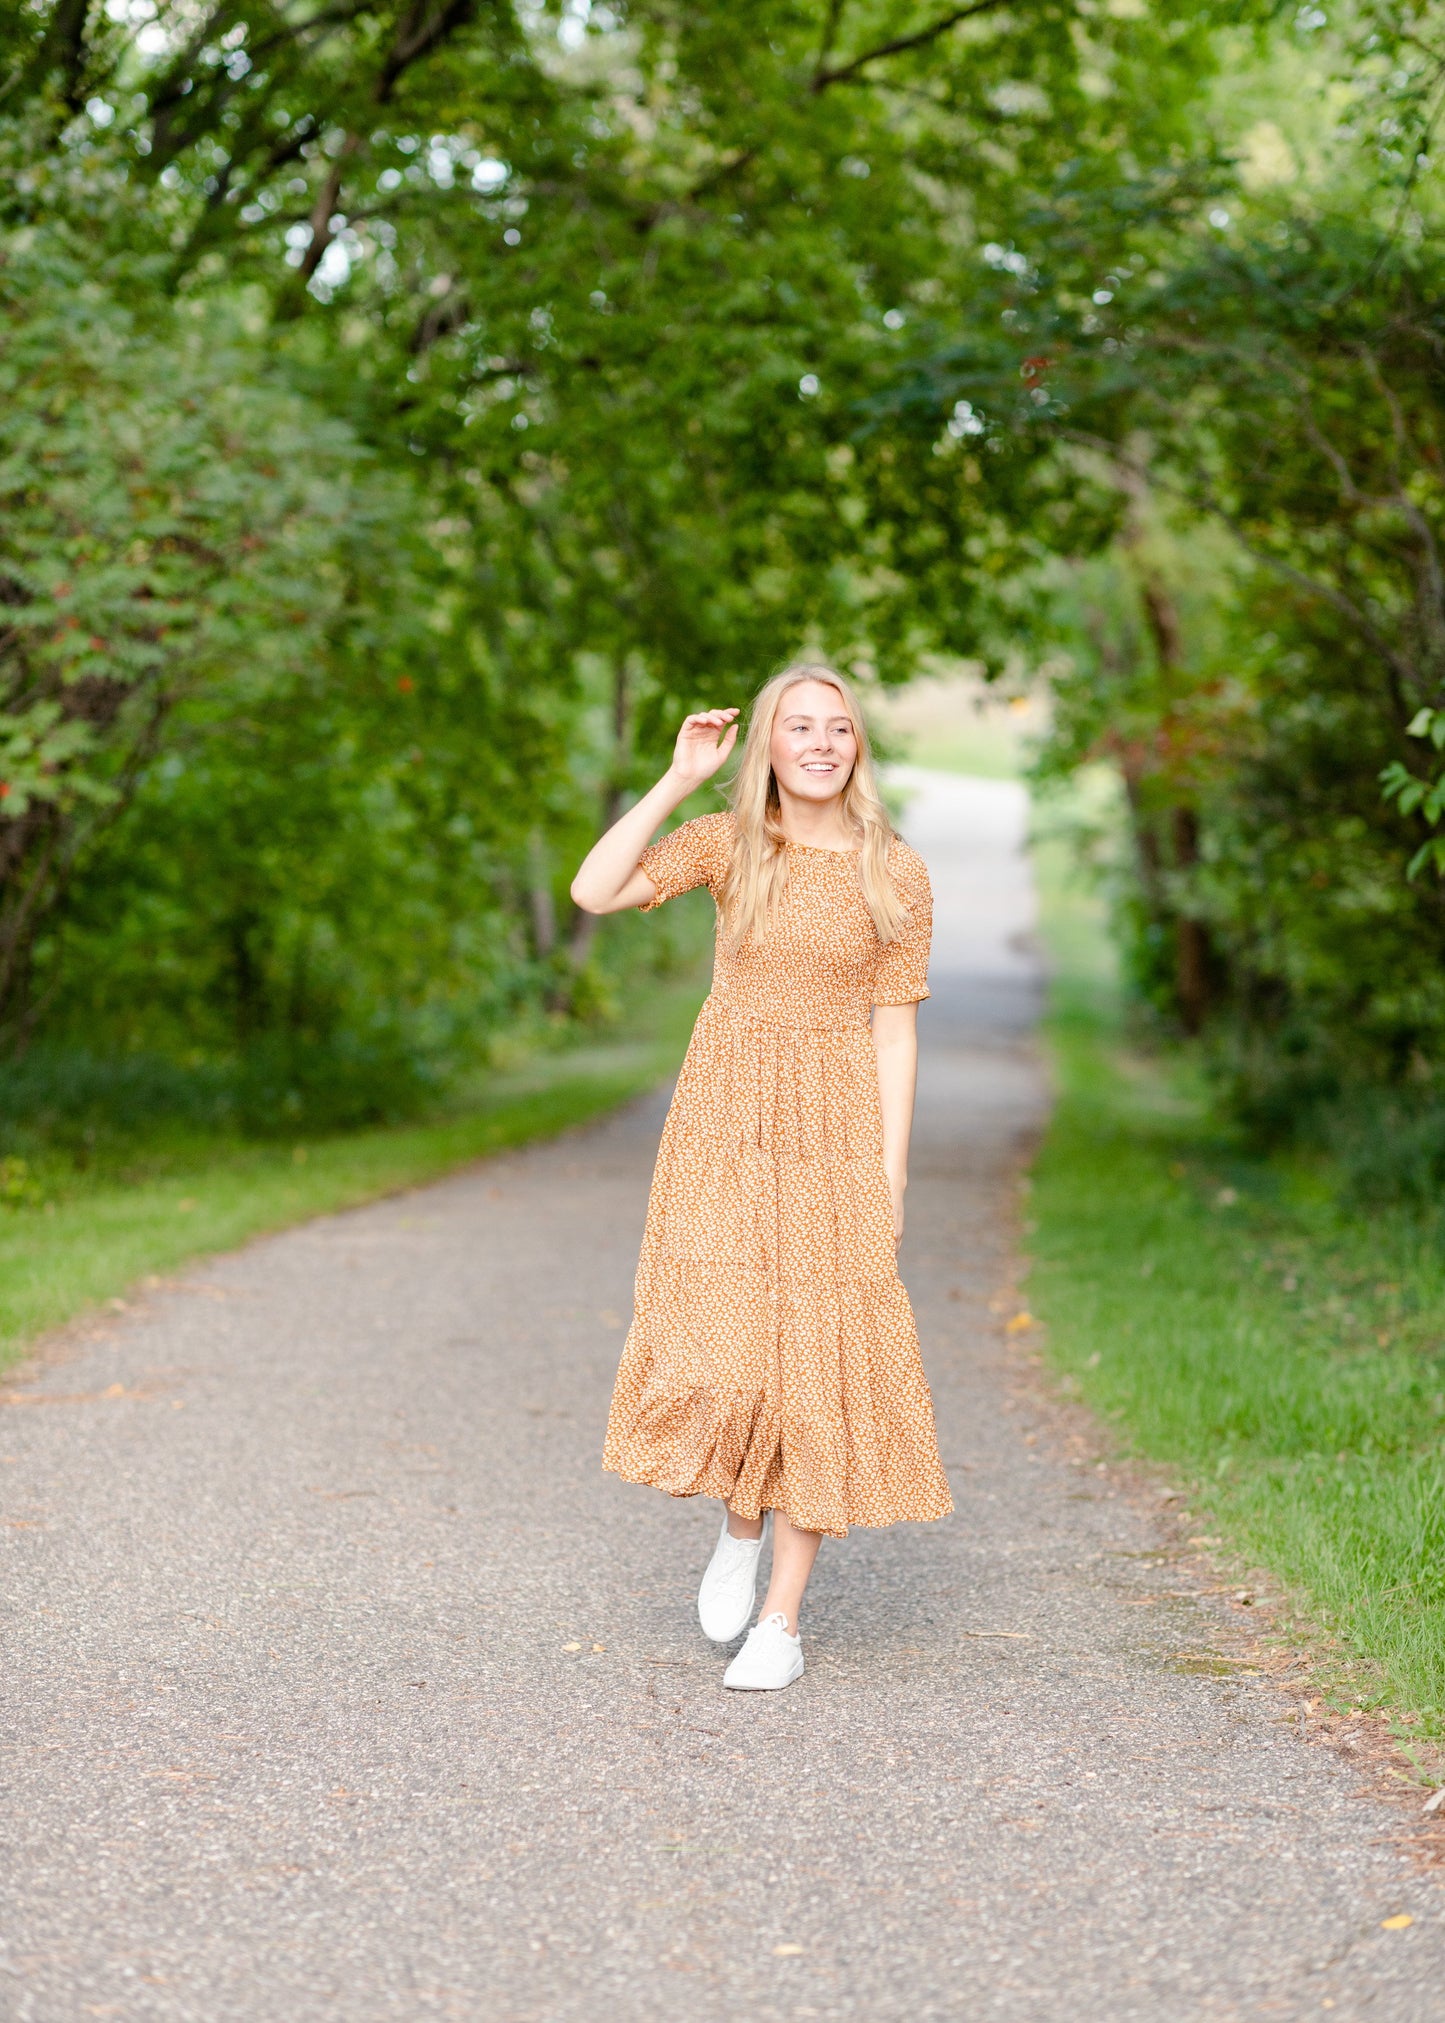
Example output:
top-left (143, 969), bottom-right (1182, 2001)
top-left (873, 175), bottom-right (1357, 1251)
top-left (1171, 805), bottom-right (1210, 1036)
top-left (566, 657), bottom-right (632, 973)
top-left (527, 828), bottom-right (557, 959)
top-left (1119, 473), bottom-right (1222, 1034)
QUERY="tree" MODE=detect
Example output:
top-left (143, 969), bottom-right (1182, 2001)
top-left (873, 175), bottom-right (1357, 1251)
top-left (0, 154), bottom-right (401, 1045)
top-left (0, 0), bottom-right (1262, 1106)
top-left (992, 0), bottom-right (1445, 1138)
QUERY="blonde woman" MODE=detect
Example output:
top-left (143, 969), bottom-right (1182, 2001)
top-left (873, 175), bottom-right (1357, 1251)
top-left (571, 665), bottom-right (951, 1690)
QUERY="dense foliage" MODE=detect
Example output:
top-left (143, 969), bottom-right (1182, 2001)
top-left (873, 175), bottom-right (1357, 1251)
top-left (0, 0), bottom-right (1231, 1132)
top-left (998, 5), bottom-right (1445, 1187)
top-left (5, 0), bottom-right (1444, 1175)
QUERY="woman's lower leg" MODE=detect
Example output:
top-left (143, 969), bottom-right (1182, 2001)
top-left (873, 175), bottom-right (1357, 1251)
top-left (757, 1511), bottom-right (821, 1633)
top-left (725, 1504), bottom-right (764, 1542)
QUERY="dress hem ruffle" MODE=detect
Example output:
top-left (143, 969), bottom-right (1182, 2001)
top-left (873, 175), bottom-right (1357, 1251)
top-left (602, 1377), bottom-right (954, 1541)
top-left (600, 1453), bottom-right (954, 1541)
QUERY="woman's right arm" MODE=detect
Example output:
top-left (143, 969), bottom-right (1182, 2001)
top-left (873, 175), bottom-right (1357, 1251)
top-left (570, 708), bottom-right (739, 915)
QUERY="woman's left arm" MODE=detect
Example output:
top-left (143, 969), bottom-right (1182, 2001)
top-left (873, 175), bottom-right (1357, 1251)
top-left (871, 1001), bottom-right (919, 1246)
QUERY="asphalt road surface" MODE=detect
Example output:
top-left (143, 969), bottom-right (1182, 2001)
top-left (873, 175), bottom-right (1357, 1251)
top-left (2, 772), bottom-right (1441, 2022)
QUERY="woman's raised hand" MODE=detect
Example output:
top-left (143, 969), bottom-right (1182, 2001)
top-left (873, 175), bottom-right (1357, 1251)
top-left (670, 708), bottom-right (740, 788)
top-left (571, 705), bottom-right (738, 915)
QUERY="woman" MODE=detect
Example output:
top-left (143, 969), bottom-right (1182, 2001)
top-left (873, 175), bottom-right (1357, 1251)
top-left (571, 664), bottom-right (951, 1690)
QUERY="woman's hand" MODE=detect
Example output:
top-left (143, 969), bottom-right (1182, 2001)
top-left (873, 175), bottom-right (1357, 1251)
top-left (669, 709), bottom-right (739, 789)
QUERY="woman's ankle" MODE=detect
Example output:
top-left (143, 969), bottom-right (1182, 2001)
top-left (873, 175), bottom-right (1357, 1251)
top-left (725, 1509), bottom-right (764, 1542)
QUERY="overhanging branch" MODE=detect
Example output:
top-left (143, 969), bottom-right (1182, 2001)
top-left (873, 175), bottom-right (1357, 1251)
top-left (811, 0), bottom-right (1010, 91)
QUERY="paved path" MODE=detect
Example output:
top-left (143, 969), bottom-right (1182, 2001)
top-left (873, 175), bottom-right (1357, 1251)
top-left (3, 773), bottom-right (1441, 2022)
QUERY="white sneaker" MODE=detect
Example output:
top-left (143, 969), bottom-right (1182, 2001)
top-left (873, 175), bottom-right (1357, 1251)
top-left (697, 1517), bottom-right (765, 1642)
top-left (723, 1611), bottom-right (805, 1691)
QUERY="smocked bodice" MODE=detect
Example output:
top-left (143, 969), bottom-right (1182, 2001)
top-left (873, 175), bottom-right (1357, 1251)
top-left (638, 813), bottom-right (931, 1032)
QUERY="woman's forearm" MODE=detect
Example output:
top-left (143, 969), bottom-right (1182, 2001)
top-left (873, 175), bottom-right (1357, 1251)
top-left (871, 1002), bottom-right (919, 1240)
top-left (875, 1032), bottom-right (918, 1182)
top-left (569, 766), bottom-right (693, 915)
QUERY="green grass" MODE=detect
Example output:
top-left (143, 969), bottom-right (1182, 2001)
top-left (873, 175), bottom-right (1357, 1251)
top-left (1029, 849), bottom-right (1445, 1736)
top-left (0, 963), bottom-right (708, 1377)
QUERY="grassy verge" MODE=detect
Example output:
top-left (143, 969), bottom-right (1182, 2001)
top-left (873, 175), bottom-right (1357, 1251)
top-left (1028, 848), bottom-right (1445, 1737)
top-left (0, 961), bottom-right (708, 1377)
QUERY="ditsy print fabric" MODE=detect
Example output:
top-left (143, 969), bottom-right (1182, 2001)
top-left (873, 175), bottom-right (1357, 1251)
top-left (602, 811), bottom-right (953, 1539)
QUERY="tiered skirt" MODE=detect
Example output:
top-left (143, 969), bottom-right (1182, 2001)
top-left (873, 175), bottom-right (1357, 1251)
top-left (603, 996), bottom-right (953, 1538)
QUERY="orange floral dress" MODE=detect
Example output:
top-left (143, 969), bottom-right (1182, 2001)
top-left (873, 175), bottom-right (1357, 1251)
top-left (602, 812), bottom-right (953, 1539)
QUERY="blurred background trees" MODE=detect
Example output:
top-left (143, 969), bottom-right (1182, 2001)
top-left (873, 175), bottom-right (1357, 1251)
top-left (2, 0), bottom-right (1443, 1179)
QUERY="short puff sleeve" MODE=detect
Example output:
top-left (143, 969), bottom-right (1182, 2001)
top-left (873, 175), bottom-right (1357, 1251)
top-left (870, 841), bottom-right (932, 1005)
top-left (637, 811), bottom-right (735, 911)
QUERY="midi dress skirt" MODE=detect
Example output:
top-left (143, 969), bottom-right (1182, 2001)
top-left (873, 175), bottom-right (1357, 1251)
top-left (602, 811), bottom-right (953, 1540)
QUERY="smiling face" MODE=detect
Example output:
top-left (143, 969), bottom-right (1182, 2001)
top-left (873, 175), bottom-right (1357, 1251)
top-left (768, 679), bottom-right (858, 807)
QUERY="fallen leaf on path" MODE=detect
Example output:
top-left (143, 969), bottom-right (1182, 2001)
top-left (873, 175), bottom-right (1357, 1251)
top-left (1422, 1788), bottom-right (1445, 1815)
top-left (562, 1642), bottom-right (582, 1652)
top-left (772, 1944), bottom-right (806, 1957)
top-left (1380, 1914), bottom-right (1413, 1930)
top-left (1005, 1312), bottom-right (1034, 1333)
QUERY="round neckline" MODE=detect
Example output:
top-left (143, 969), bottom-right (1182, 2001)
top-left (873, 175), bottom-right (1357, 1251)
top-left (781, 838), bottom-right (859, 856)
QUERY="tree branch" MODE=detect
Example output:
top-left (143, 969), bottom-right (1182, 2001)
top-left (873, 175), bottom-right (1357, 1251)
top-left (1060, 427), bottom-right (1426, 697)
top-left (375, 0), bottom-right (479, 103)
top-left (284, 0), bottom-right (482, 281)
top-left (630, 144), bottom-right (760, 233)
top-left (24, 0), bottom-right (94, 113)
top-left (296, 132), bottom-right (361, 281)
top-left (811, 0), bottom-right (1010, 92)
top-left (816, 0), bottom-right (849, 72)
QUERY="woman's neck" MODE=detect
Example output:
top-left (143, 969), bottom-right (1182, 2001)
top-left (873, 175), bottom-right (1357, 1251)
top-left (774, 786), bottom-right (854, 850)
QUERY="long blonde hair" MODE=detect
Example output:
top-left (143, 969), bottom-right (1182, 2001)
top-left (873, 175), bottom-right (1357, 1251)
top-left (721, 663), bottom-right (908, 947)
